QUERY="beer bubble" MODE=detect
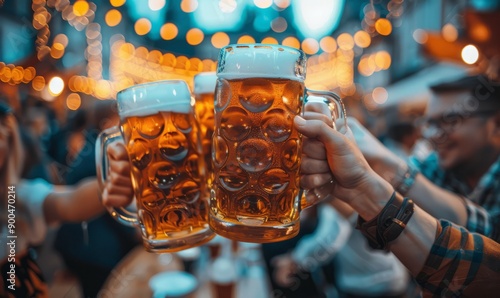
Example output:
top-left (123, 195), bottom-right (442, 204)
top-left (215, 79), bottom-right (231, 111)
top-left (219, 163), bottom-right (248, 191)
top-left (236, 194), bottom-right (271, 225)
top-left (129, 138), bottom-right (152, 170)
top-left (282, 81), bottom-right (303, 113)
top-left (221, 106), bottom-right (252, 141)
top-left (259, 168), bottom-right (289, 194)
top-left (149, 161), bottom-right (180, 191)
top-left (172, 112), bottom-right (192, 133)
top-left (172, 179), bottom-right (200, 204)
top-left (237, 139), bottom-right (273, 172)
top-left (138, 209), bottom-right (157, 239)
top-left (239, 78), bottom-right (274, 113)
top-left (262, 108), bottom-right (292, 142)
top-left (159, 131), bottom-right (189, 161)
top-left (281, 138), bottom-right (300, 171)
top-left (213, 136), bottom-right (228, 167)
top-left (136, 113), bottom-right (165, 139)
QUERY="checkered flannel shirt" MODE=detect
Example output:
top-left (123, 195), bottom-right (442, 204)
top-left (410, 152), bottom-right (500, 242)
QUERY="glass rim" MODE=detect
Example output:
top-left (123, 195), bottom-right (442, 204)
top-left (220, 43), bottom-right (303, 54)
top-left (116, 79), bottom-right (189, 99)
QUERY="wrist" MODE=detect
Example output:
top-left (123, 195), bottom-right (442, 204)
top-left (391, 162), bottom-right (419, 196)
top-left (349, 172), bottom-right (395, 221)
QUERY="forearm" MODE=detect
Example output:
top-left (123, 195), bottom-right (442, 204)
top-left (43, 178), bottom-right (104, 225)
top-left (406, 174), bottom-right (468, 226)
top-left (350, 175), bottom-right (437, 276)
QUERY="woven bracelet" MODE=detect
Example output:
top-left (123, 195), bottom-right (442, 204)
top-left (356, 191), bottom-right (415, 250)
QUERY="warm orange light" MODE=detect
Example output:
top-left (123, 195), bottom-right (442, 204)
top-left (282, 36), bottom-right (300, 49)
top-left (118, 43), bottom-right (135, 60)
top-left (54, 34), bottom-right (69, 47)
top-left (337, 33), bottom-right (354, 50)
top-left (375, 51), bottom-right (391, 70)
top-left (135, 18), bottom-right (152, 36)
top-left (442, 23), bottom-right (458, 42)
top-left (66, 93), bottom-right (82, 110)
top-left (211, 32), bottom-right (230, 48)
top-left (375, 18), bottom-right (392, 36)
top-left (181, 0), bottom-right (198, 13)
top-left (23, 67), bottom-right (36, 83)
top-left (110, 0), bottom-right (126, 7)
top-left (470, 23), bottom-right (490, 42)
top-left (261, 37), bottom-right (278, 44)
top-left (95, 80), bottom-right (112, 99)
top-left (50, 43), bottom-right (65, 59)
top-left (319, 36), bottom-right (337, 53)
top-left (301, 38), bottom-right (319, 55)
top-left (413, 29), bottom-right (428, 44)
top-left (237, 35), bottom-right (256, 44)
top-left (73, 0), bottom-right (90, 17)
top-left (105, 9), bottom-right (122, 27)
top-left (32, 76), bottom-right (46, 91)
top-left (186, 28), bottom-right (204, 45)
top-left (354, 30), bottom-right (371, 48)
top-left (160, 23), bottom-right (178, 40)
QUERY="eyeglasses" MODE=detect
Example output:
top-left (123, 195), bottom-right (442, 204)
top-left (420, 110), bottom-right (496, 139)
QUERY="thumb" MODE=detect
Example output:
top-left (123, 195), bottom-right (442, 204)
top-left (294, 116), bottom-right (349, 150)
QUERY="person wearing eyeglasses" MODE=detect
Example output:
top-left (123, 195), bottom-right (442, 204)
top-left (348, 74), bottom-right (500, 243)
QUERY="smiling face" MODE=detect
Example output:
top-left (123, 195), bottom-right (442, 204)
top-left (423, 90), bottom-right (496, 172)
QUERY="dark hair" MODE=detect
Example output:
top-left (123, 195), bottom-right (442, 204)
top-left (387, 122), bottom-right (416, 143)
top-left (429, 74), bottom-right (500, 110)
top-left (0, 101), bottom-right (12, 117)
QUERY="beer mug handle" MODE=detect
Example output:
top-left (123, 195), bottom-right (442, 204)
top-left (95, 126), bottom-right (139, 227)
top-left (301, 89), bottom-right (347, 209)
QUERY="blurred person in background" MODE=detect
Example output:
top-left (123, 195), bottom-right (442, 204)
top-left (349, 74), bottom-right (500, 242)
top-left (0, 101), bottom-right (104, 298)
top-left (50, 99), bottom-right (140, 298)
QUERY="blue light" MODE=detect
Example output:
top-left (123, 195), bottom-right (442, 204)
top-left (192, 0), bottom-right (247, 33)
top-left (292, 0), bottom-right (345, 39)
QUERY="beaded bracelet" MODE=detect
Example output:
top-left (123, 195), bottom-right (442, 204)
top-left (356, 191), bottom-right (415, 251)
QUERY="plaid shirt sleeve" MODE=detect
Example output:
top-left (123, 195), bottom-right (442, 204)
top-left (463, 199), bottom-right (494, 240)
top-left (416, 220), bottom-right (500, 297)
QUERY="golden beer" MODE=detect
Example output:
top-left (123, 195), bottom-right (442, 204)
top-left (97, 80), bottom-right (214, 252)
top-left (210, 44), bottom-right (346, 243)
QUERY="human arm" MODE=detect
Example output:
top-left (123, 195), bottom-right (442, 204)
top-left (347, 117), bottom-right (469, 226)
top-left (43, 178), bottom-right (104, 225)
top-left (294, 115), bottom-right (500, 294)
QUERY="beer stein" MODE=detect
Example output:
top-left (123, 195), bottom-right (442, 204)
top-left (210, 44), bottom-right (347, 243)
top-left (96, 80), bottom-right (214, 252)
top-left (193, 72), bottom-right (217, 196)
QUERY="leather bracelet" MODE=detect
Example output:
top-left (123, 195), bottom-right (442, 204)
top-left (356, 192), bottom-right (415, 250)
top-left (394, 163), bottom-right (419, 196)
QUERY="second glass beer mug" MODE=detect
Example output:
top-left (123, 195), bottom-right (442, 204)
top-left (210, 44), bottom-right (347, 243)
top-left (96, 80), bottom-right (214, 252)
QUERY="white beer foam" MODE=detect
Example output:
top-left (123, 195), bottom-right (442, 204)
top-left (194, 72), bottom-right (217, 94)
top-left (118, 80), bottom-right (192, 118)
top-left (217, 44), bottom-right (305, 81)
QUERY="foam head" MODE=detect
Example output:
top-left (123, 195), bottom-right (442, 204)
top-left (117, 80), bottom-right (193, 118)
top-left (216, 44), bottom-right (307, 80)
top-left (194, 72), bottom-right (217, 94)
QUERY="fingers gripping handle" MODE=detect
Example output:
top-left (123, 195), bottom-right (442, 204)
top-left (300, 89), bottom-right (347, 209)
top-left (95, 126), bottom-right (138, 227)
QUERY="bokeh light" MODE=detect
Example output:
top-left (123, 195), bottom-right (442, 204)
top-left (66, 93), bottom-right (82, 110)
top-left (337, 33), bottom-right (354, 50)
top-left (375, 18), bottom-right (392, 36)
top-left (254, 0), bottom-right (273, 9)
top-left (261, 37), bottom-right (278, 44)
top-left (282, 36), bottom-right (300, 49)
top-left (320, 36), bottom-right (337, 53)
top-left (149, 0), bottom-right (166, 11)
top-left (237, 35), bottom-right (256, 44)
top-left (160, 23), bottom-right (178, 40)
top-left (105, 9), bottom-right (122, 27)
top-left (48, 76), bottom-right (65, 96)
top-left (462, 44), bottom-right (479, 64)
top-left (110, 0), bottom-right (126, 7)
top-left (73, 0), bottom-right (90, 17)
top-left (212, 32), bottom-right (230, 48)
top-left (271, 17), bottom-right (287, 33)
top-left (181, 0), bottom-right (198, 13)
top-left (301, 38), bottom-right (319, 55)
top-left (442, 23), bottom-right (458, 42)
top-left (354, 30), bottom-right (371, 48)
top-left (372, 87), bottom-right (388, 104)
top-left (134, 18), bottom-right (152, 36)
top-left (186, 28), bottom-right (204, 45)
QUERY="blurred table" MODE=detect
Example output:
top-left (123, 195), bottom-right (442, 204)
top-left (98, 246), bottom-right (183, 297)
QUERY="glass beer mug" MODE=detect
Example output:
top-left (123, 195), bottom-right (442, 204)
top-left (96, 80), bottom-right (215, 252)
top-left (210, 44), bottom-right (347, 243)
